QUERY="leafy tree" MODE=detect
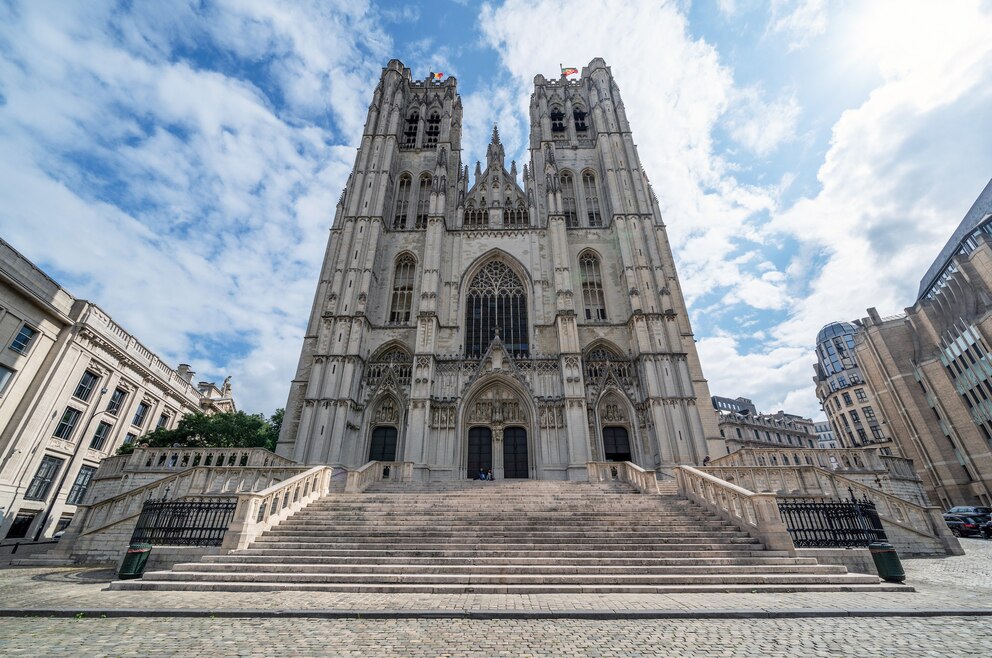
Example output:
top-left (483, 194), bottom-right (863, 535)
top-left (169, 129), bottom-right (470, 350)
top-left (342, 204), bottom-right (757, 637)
top-left (116, 409), bottom-right (285, 455)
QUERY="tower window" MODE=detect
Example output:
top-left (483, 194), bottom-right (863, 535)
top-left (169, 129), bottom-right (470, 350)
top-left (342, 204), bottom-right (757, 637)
top-left (550, 107), bottom-right (566, 136)
top-left (465, 261), bottom-right (528, 358)
top-left (573, 107), bottom-right (588, 135)
top-left (424, 111), bottom-right (441, 148)
top-left (580, 252), bottom-right (607, 321)
top-left (582, 171), bottom-right (602, 226)
top-left (389, 255), bottom-right (416, 324)
top-left (403, 111), bottom-right (419, 148)
top-left (393, 174), bottom-right (411, 229)
top-left (560, 172), bottom-right (577, 227)
top-left (415, 174), bottom-right (432, 229)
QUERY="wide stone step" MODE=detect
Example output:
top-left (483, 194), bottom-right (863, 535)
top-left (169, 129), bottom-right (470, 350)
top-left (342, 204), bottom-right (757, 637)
top-left (264, 529), bottom-right (752, 539)
top-left (233, 548), bottom-right (789, 559)
top-left (202, 554), bottom-right (820, 567)
top-left (245, 542), bottom-right (764, 552)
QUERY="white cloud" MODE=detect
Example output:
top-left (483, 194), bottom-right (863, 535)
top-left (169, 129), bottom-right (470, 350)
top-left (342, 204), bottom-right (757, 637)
top-left (767, 0), bottom-right (828, 51)
top-left (725, 86), bottom-right (801, 156)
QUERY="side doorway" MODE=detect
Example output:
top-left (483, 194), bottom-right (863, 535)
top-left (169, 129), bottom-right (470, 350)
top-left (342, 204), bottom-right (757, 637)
top-left (602, 426), bottom-right (632, 462)
top-left (369, 426), bottom-right (398, 461)
top-left (467, 426), bottom-right (493, 478)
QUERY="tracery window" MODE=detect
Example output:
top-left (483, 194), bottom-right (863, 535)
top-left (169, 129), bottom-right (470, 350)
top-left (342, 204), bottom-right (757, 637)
top-left (573, 107), bottom-right (588, 135)
top-left (403, 111), bottom-right (419, 148)
top-left (582, 171), bottom-right (602, 226)
top-left (424, 110), bottom-right (441, 148)
top-left (580, 252), bottom-right (607, 321)
top-left (584, 346), bottom-right (635, 391)
top-left (393, 174), bottom-right (411, 229)
top-left (505, 201), bottom-right (527, 227)
top-left (464, 203), bottom-right (488, 227)
top-left (415, 174), bottom-right (431, 229)
top-left (560, 172), bottom-right (577, 227)
top-left (366, 347), bottom-right (412, 389)
top-left (389, 255), bottom-right (415, 323)
top-left (465, 261), bottom-right (528, 358)
top-left (550, 106), bottom-right (566, 137)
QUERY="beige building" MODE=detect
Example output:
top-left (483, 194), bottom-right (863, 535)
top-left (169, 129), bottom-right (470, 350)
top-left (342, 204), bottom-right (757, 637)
top-left (0, 239), bottom-right (227, 540)
top-left (712, 396), bottom-right (818, 455)
top-left (278, 58), bottom-right (724, 479)
top-left (853, 178), bottom-right (992, 509)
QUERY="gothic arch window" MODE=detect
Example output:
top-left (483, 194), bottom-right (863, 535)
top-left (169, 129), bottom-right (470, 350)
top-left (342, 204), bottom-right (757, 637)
top-left (367, 346), bottom-right (412, 389)
top-left (550, 105), bottom-right (566, 137)
top-left (415, 174), bottom-right (432, 229)
top-left (464, 203), bottom-right (488, 227)
top-left (505, 201), bottom-right (527, 227)
top-left (582, 171), bottom-right (602, 226)
top-left (579, 252), bottom-right (607, 321)
top-left (424, 110), bottom-right (441, 148)
top-left (560, 171), bottom-right (578, 227)
top-left (584, 344), bottom-right (636, 392)
top-left (573, 106), bottom-right (588, 135)
top-left (403, 110), bottom-right (419, 148)
top-left (389, 255), bottom-right (416, 323)
top-left (393, 174), bottom-right (412, 229)
top-left (465, 261), bottom-right (529, 358)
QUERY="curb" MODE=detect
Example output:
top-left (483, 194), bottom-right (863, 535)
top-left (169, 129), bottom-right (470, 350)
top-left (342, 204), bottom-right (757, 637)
top-left (1, 608), bottom-right (991, 620)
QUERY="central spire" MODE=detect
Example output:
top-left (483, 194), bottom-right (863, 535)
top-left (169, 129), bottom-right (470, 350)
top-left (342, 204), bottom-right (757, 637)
top-left (486, 123), bottom-right (505, 168)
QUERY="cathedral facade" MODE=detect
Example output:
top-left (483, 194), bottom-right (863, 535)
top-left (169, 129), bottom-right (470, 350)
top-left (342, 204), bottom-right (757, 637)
top-left (276, 58), bottom-right (722, 480)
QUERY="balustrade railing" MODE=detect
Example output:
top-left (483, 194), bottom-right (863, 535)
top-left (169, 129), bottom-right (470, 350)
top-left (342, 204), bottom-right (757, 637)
top-left (586, 461), bottom-right (659, 494)
top-left (345, 461), bottom-right (414, 492)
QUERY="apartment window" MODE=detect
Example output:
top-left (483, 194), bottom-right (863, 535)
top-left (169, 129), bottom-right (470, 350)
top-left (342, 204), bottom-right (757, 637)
top-left (855, 388), bottom-right (868, 402)
top-left (89, 421), bottom-right (112, 451)
top-left (73, 370), bottom-right (99, 402)
top-left (735, 427), bottom-right (742, 438)
top-left (10, 325), bottom-right (37, 354)
top-left (123, 433), bottom-right (138, 446)
top-left (106, 388), bottom-right (127, 415)
top-left (67, 465), bottom-right (96, 505)
top-left (132, 402), bottom-right (150, 427)
top-left (0, 364), bottom-right (13, 393)
top-left (24, 455), bottom-right (64, 501)
top-left (156, 413), bottom-right (170, 429)
top-left (857, 428), bottom-right (868, 442)
top-left (842, 392), bottom-right (853, 406)
top-left (863, 406), bottom-right (876, 420)
top-left (871, 426), bottom-right (884, 439)
top-left (850, 410), bottom-right (861, 423)
top-left (53, 407), bottom-right (83, 440)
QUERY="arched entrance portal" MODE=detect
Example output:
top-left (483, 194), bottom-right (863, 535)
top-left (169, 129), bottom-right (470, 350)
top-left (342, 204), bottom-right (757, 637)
top-left (467, 427), bottom-right (493, 478)
top-left (502, 427), bottom-right (529, 478)
top-left (369, 426), bottom-right (398, 461)
top-left (603, 426), bottom-right (632, 462)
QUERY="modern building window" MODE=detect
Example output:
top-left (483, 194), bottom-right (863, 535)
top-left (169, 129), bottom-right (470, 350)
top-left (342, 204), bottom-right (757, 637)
top-left (842, 392), bottom-right (853, 406)
top-left (156, 413), bottom-right (170, 429)
top-left (863, 406), bottom-right (876, 420)
top-left (0, 364), bottom-right (13, 393)
top-left (850, 410), bottom-right (860, 423)
top-left (73, 370), bottom-right (99, 402)
top-left (560, 172), bottom-right (577, 227)
top-left (389, 255), bottom-right (416, 324)
top-left (10, 325), bottom-right (37, 354)
top-left (123, 433), bottom-right (138, 446)
top-left (871, 426), bottom-right (884, 439)
top-left (424, 110), bottom-right (440, 147)
top-left (579, 252), bottom-right (607, 321)
top-left (582, 171), bottom-right (602, 226)
top-left (393, 174), bottom-right (412, 229)
top-left (132, 402), bottom-right (150, 427)
top-left (855, 388), bottom-right (868, 402)
top-left (24, 455), bottom-right (64, 501)
top-left (106, 388), bottom-right (127, 415)
top-left (66, 465), bottom-right (96, 505)
top-left (89, 421), bottom-right (112, 451)
top-left (53, 407), bottom-right (82, 440)
top-left (465, 260), bottom-right (529, 357)
top-left (415, 174), bottom-right (432, 229)
top-left (857, 428), bottom-right (868, 442)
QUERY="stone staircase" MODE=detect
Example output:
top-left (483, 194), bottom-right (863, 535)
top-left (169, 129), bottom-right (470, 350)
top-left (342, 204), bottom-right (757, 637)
top-left (112, 479), bottom-right (898, 593)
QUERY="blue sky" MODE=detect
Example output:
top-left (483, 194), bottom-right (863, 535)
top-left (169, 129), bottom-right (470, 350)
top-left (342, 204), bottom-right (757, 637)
top-left (2, 0), bottom-right (991, 420)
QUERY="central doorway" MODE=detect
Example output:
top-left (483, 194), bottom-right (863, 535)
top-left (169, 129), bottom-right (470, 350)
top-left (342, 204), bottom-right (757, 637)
top-left (603, 426), bottom-right (632, 462)
top-left (369, 426), bottom-right (398, 461)
top-left (503, 426), bottom-right (529, 478)
top-left (467, 426), bottom-right (492, 478)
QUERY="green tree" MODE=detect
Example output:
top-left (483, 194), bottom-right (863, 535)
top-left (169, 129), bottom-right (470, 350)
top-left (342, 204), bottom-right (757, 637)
top-left (116, 410), bottom-right (284, 455)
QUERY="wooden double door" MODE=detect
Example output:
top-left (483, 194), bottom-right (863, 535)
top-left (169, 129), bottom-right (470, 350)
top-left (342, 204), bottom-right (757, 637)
top-left (466, 426), bottom-right (529, 479)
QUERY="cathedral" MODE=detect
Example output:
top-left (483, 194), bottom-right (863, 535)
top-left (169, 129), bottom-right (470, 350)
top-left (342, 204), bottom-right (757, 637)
top-left (276, 58), bottom-right (723, 480)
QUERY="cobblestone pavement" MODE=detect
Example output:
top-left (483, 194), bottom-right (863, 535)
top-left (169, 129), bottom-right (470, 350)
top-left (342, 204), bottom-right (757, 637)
top-left (0, 539), bottom-right (990, 655)
top-left (0, 616), bottom-right (989, 656)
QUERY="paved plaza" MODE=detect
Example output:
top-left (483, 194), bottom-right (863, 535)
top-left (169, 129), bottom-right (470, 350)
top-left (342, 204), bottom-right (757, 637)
top-left (0, 539), bottom-right (990, 655)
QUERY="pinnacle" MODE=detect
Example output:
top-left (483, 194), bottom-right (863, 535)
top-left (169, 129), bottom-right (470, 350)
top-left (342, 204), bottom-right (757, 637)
top-left (491, 124), bottom-right (501, 145)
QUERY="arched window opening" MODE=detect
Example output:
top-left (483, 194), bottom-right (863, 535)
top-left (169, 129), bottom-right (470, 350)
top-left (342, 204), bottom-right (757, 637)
top-left (367, 347), bottom-right (412, 389)
top-left (580, 253), bottom-right (607, 321)
top-left (573, 107), bottom-right (588, 135)
top-left (550, 106), bottom-right (566, 137)
top-left (403, 111), bottom-right (419, 148)
top-left (505, 201), bottom-right (527, 227)
top-left (389, 255), bottom-right (416, 323)
top-left (424, 110), bottom-right (441, 148)
top-left (393, 174), bottom-right (411, 229)
top-left (464, 207), bottom-right (488, 227)
top-left (465, 261), bottom-right (529, 358)
top-left (560, 172), bottom-right (577, 227)
top-left (584, 346), bottom-right (636, 392)
top-left (582, 172), bottom-right (602, 227)
top-left (415, 174), bottom-right (432, 229)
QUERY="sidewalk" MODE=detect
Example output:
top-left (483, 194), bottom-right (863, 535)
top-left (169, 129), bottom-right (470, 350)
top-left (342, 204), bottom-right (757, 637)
top-left (0, 538), bottom-right (990, 618)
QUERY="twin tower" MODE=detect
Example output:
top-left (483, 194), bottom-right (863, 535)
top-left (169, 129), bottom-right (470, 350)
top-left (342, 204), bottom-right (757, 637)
top-left (276, 58), bottom-right (722, 480)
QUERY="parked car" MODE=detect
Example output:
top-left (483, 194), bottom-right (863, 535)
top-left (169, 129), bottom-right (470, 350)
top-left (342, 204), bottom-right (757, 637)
top-left (943, 514), bottom-right (985, 538)
top-left (946, 506), bottom-right (992, 522)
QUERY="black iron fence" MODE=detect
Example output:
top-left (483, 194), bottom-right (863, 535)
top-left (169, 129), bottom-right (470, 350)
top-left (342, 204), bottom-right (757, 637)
top-left (777, 491), bottom-right (887, 548)
top-left (130, 498), bottom-right (237, 547)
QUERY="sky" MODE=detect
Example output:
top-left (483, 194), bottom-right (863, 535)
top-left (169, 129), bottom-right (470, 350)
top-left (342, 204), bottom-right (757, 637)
top-left (1, 0), bottom-right (991, 421)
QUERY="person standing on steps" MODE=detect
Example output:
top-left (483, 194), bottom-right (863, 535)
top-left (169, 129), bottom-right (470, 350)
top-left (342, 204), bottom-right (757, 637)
top-left (487, 469), bottom-right (494, 482)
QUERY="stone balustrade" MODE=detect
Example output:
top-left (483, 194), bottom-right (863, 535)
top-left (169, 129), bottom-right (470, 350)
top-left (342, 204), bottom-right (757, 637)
top-left (345, 461), bottom-right (415, 492)
top-left (674, 466), bottom-right (795, 554)
top-left (711, 446), bottom-right (922, 482)
top-left (222, 466), bottom-right (335, 551)
top-left (586, 461), bottom-right (659, 494)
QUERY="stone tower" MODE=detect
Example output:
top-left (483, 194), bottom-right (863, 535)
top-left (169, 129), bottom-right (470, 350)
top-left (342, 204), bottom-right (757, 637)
top-left (277, 58), bottom-right (723, 480)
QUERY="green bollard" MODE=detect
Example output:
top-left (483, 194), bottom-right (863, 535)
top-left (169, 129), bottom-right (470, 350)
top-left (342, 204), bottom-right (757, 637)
top-left (868, 541), bottom-right (906, 583)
